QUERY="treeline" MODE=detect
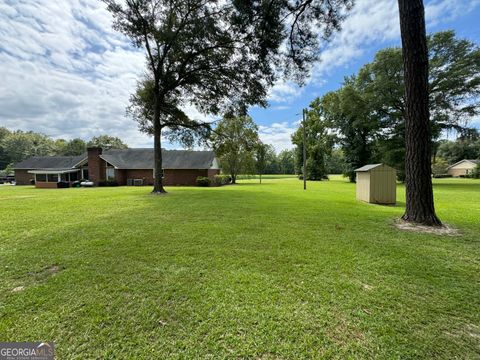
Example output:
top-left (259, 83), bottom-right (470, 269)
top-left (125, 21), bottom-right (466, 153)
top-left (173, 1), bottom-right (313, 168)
top-left (432, 135), bottom-right (480, 175)
top-left (293, 31), bottom-right (480, 181)
top-left (0, 128), bottom-right (128, 172)
top-left (256, 146), bottom-right (296, 175)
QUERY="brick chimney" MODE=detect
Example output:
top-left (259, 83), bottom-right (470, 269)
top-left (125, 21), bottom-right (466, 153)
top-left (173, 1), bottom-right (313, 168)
top-left (87, 147), bottom-right (103, 185)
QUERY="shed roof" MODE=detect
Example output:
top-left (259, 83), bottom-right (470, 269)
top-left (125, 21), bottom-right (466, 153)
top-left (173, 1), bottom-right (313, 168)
top-left (355, 163), bottom-right (396, 172)
top-left (355, 164), bottom-right (383, 172)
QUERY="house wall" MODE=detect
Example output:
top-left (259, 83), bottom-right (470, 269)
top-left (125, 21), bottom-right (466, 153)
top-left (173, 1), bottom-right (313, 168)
top-left (115, 169), bottom-right (127, 185)
top-left (207, 169), bottom-right (220, 178)
top-left (447, 162), bottom-right (477, 177)
top-left (164, 169), bottom-right (209, 186)
top-left (113, 169), bottom-right (215, 186)
top-left (125, 169), bottom-right (154, 185)
top-left (14, 170), bottom-right (33, 185)
top-left (35, 182), bottom-right (59, 189)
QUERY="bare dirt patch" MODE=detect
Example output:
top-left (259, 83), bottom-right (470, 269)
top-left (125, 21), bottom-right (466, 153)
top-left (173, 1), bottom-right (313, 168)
top-left (29, 265), bottom-right (63, 282)
top-left (394, 219), bottom-right (461, 236)
top-left (11, 286), bottom-right (25, 293)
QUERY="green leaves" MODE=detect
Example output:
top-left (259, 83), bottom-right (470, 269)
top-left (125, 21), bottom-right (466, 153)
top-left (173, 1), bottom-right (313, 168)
top-left (211, 115), bottom-right (259, 182)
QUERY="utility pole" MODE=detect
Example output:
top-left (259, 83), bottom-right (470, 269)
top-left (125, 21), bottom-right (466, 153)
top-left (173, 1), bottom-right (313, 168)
top-left (302, 108), bottom-right (307, 190)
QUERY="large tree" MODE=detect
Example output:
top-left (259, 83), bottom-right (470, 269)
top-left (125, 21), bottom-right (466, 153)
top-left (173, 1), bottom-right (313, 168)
top-left (62, 138), bottom-right (88, 156)
top-left (320, 80), bottom-right (379, 181)
top-left (278, 149), bottom-right (295, 174)
top-left (314, 30), bottom-right (480, 182)
top-left (358, 31), bottom-right (480, 179)
top-left (105, 0), bottom-right (352, 194)
top-left (104, 0), bottom-right (276, 193)
top-left (211, 114), bottom-right (259, 184)
top-left (397, 0), bottom-right (440, 225)
top-left (255, 142), bottom-right (269, 184)
top-left (292, 99), bottom-right (333, 180)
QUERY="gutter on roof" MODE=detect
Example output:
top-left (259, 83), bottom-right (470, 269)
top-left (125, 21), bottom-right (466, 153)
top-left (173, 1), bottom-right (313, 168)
top-left (28, 169), bottom-right (80, 174)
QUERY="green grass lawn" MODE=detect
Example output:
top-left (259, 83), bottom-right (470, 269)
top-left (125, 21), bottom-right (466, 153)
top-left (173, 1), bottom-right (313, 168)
top-left (0, 177), bottom-right (479, 359)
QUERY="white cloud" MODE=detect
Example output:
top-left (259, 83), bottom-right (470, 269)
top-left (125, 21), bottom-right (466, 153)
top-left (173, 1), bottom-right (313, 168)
top-left (259, 122), bottom-right (297, 152)
top-left (267, 81), bottom-right (303, 103)
top-left (271, 105), bottom-right (291, 111)
top-left (310, 0), bottom-right (479, 83)
top-left (0, 0), bottom-right (478, 148)
top-left (0, 0), bottom-right (211, 148)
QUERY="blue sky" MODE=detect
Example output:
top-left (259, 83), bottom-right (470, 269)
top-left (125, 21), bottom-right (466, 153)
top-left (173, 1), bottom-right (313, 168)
top-left (0, 0), bottom-right (479, 152)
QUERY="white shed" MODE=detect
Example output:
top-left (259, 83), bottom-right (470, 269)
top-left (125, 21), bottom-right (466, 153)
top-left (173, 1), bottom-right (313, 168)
top-left (355, 164), bottom-right (396, 204)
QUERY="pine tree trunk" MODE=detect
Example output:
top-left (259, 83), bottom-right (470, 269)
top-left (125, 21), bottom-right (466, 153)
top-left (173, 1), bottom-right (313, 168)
top-left (398, 0), bottom-right (441, 226)
top-left (152, 90), bottom-right (167, 194)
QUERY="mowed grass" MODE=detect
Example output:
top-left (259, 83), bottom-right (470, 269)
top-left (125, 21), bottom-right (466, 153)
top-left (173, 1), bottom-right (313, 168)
top-left (0, 177), bottom-right (479, 359)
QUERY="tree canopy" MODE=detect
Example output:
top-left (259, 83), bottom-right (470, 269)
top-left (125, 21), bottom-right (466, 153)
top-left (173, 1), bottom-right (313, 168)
top-left (211, 114), bottom-right (259, 183)
top-left (87, 135), bottom-right (128, 150)
top-left (0, 128), bottom-right (128, 170)
top-left (105, 0), bottom-right (352, 193)
top-left (305, 30), bottom-right (480, 182)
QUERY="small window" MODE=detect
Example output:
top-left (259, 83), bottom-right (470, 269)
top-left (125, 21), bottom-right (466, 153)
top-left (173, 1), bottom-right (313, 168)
top-left (106, 167), bottom-right (115, 181)
top-left (70, 172), bottom-right (79, 181)
top-left (36, 174), bottom-right (47, 182)
top-left (60, 174), bottom-right (68, 181)
top-left (82, 169), bottom-right (89, 180)
top-left (47, 174), bottom-right (58, 182)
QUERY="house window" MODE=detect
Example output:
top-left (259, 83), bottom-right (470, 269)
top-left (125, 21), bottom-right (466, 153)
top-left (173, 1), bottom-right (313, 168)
top-left (70, 172), bottom-right (79, 181)
top-left (47, 174), bottom-right (58, 182)
top-left (36, 174), bottom-right (47, 182)
top-left (82, 169), bottom-right (88, 180)
top-left (106, 167), bottom-right (115, 181)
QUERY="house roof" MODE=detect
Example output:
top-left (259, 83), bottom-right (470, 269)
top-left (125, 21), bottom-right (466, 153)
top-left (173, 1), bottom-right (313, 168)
top-left (447, 159), bottom-right (480, 169)
top-left (13, 149), bottom-right (218, 170)
top-left (12, 154), bottom-right (87, 170)
top-left (101, 149), bottom-right (217, 169)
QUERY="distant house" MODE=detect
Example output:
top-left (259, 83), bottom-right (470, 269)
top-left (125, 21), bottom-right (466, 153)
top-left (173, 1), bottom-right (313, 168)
top-left (13, 147), bottom-right (220, 188)
top-left (446, 159), bottom-right (479, 177)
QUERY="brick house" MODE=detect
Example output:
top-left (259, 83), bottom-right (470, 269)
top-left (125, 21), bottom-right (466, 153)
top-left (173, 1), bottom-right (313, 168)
top-left (13, 147), bottom-right (221, 188)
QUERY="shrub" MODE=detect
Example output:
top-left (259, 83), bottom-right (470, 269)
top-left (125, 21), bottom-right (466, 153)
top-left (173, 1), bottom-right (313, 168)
top-left (469, 164), bottom-right (480, 179)
top-left (196, 176), bottom-right (211, 187)
top-left (213, 174), bottom-right (231, 186)
top-left (432, 174), bottom-right (452, 179)
top-left (432, 157), bottom-right (449, 176)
